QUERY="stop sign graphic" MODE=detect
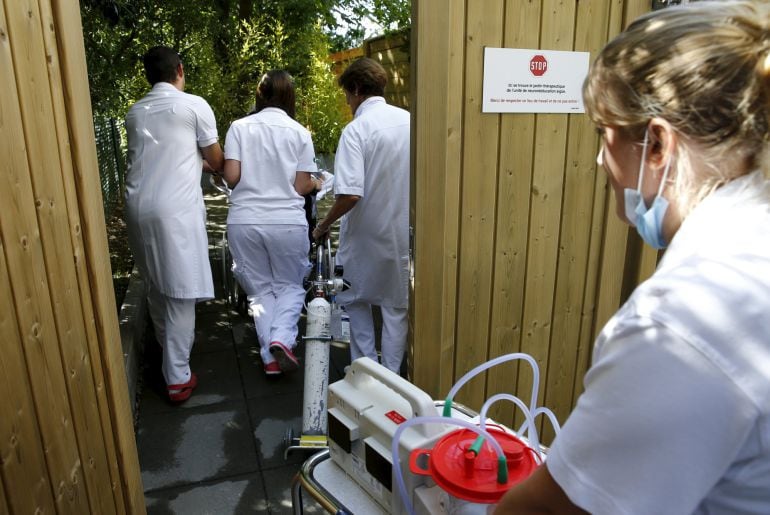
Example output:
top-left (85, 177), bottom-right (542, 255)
top-left (530, 55), bottom-right (548, 76)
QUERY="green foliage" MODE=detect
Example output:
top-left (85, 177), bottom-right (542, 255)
top-left (296, 32), bottom-right (349, 154)
top-left (81, 0), bottom-right (409, 151)
top-left (326, 0), bottom-right (411, 51)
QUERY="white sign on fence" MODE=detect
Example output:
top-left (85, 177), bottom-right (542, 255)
top-left (482, 47), bottom-right (590, 114)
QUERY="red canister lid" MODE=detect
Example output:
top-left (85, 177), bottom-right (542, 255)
top-left (409, 427), bottom-right (538, 504)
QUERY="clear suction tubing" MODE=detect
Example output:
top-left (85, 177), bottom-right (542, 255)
top-left (391, 353), bottom-right (561, 515)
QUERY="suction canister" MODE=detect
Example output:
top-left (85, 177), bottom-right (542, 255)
top-left (409, 426), bottom-right (539, 513)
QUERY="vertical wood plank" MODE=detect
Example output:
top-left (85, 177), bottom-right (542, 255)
top-left (485, 0), bottom-right (542, 426)
top-left (50, 0), bottom-right (145, 510)
top-left (626, 0), bottom-right (658, 288)
top-left (0, 0), bottom-right (89, 510)
top-left (412, 0), bottom-right (467, 399)
top-left (515, 0), bottom-right (576, 426)
top-left (0, 242), bottom-right (56, 515)
top-left (0, 473), bottom-right (6, 515)
top-left (572, 0), bottom-right (627, 406)
top-left (414, 0), bottom-right (657, 421)
top-left (412, 0), bottom-right (450, 396)
top-left (453, 0), bottom-right (504, 410)
top-left (590, 0), bottom-right (634, 341)
top-left (592, 0), bottom-right (650, 340)
top-left (6, 0), bottom-right (119, 512)
top-left (438, 0), bottom-right (467, 398)
top-left (577, 0), bottom-right (650, 405)
top-left (38, 0), bottom-right (125, 511)
top-left (543, 0), bottom-right (613, 443)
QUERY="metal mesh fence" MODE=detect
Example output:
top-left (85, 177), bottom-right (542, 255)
top-left (93, 116), bottom-right (125, 219)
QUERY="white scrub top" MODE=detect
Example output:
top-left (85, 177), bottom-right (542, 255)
top-left (547, 170), bottom-right (770, 515)
top-left (124, 82), bottom-right (218, 300)
top-left (224, 107), bottom-right (317, 225)
top-left (334, 96), bottom-right (410, 308)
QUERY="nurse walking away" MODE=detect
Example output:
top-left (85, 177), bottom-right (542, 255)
top-left (222, 70), bottom-right (321, 376)
top-left (313, 57), bottom-right (410, 373)
top-left (495, 1), bottom-right (770, 514)
top-left (125, 46), bottom-right (224, 403)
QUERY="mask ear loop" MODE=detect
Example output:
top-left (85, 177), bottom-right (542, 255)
top-left (636, 130), bottom-right (649, 192)
top-left (656, 151), bottom-right (673, 197)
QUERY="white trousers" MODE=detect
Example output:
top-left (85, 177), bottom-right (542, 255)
top-left (345, 302), bottom-right (408, 373)
top-left (147, 283), bottom-right (196, 386)
top-left (228, 224), bottom-right (309, 364)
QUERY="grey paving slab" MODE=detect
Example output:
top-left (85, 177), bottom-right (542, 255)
top-left (145, 472), bottom-right (269, 514)
top-left (137, 399), bottom-right (259, 492)
top-left (192, 310), bottom-right (235, 355)
top-left (246, 392), bottom-right (305, 470)
top-left (237, 341), bottom-right (306, 400)
top-left (196, 297), bottom-right (231, 314)
top-left (232, 317), bottom-right (259, 348)
top-left (262, 463), bottom-right (326, 515)
top-left (139, 348), bottom-right (244, 415)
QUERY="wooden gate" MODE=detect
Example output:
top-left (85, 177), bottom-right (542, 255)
top-left (410, 0), bottom-right (658, 441)
top-left (0, 0), bottom-right (144, 512)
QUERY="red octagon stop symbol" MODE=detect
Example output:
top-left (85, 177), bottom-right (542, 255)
top-left (530, 55), bottom-right (548, 77)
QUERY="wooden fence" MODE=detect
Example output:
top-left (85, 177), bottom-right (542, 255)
top-left (330, 30), bottom-right (410, 111)
top-left (0, 0), bottom-right (144, 512)
top-left (410, 0), bottom-right (657, 442)
top-left (364, 31), bottom-right (410, 110)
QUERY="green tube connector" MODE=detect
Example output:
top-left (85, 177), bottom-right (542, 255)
top-left (442, 397), bottom-right (453, 417)
top-left (469, 435), bottom-right (484, 455)
top-left (497, 455), bottom-right (509, 484)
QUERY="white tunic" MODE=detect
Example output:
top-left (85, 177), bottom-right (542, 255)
top-left (124, 82), bottom-right (218, 300)
top-left (547, 170), bottom-right (770, 515)
top-left (334, 97), bottom-right (410, 308)
top-left (224, 107), bottom-right (316, 225)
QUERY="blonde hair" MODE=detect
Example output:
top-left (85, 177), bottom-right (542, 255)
top-left (584, 0), bottom-right (770, 216)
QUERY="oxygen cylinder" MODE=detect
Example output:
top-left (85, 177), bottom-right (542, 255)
top-left (303, 295), bottom-right (332, 435)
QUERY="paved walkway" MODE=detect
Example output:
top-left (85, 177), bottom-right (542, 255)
top-left (134, 185), bottom-right (350, 514)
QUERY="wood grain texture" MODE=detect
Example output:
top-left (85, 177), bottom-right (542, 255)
top-left (410, 0), bottom-right (653, 429)
top-left (514, 0), bottom-right (577, 432)
top-left (40, 0), bottom-right (127, 510)
top-left (50, 0), bottom-right (145, 510)
top-left (0, 0), bottom-right (89, 509)
top-left (485, 0), bottom-right (542, 427)
top-left (452, 0), bottom-right (505, 411)
top-left (0, 240), bottom-right (56, 515)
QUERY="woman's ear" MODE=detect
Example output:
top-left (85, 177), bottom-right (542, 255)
top-left (647, 118), bottom-right (676, 173)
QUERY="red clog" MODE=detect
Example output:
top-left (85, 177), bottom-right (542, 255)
top-left (167, 373), bottom-right (198, 403)
top-left (264, 361), bottom-right (281, 376)
top-left (269, 341), bottom-right (299, 373)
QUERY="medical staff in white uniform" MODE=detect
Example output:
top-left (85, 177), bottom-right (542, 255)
top-left (313, 57), bottom-right (410, 373)
top-left (125, 46), bottom-right (224, 403)
top-left (222, 70), bottom-right (320, 376)
top-left (496, 2), bottom-right (770, 514)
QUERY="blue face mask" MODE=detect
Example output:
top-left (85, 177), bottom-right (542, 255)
top-left (623, 131), bottom-right (673, 250)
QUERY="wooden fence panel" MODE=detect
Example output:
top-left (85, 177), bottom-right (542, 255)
top-left (1, 1), bottom-right (89, 510)
top-left (412, 0), bottom-right (652, 438)
top-left (0, 242), bottom-right (56, 515)
top-left (51, 0), bottom-right (142, 509)
top-left (513, 0), bottom-right (577, 431)
top-left (1, 0), bottom-right (144, 511)
top-left (541, 0), bottom-right (618, 441)
top-left (411, 1), bottom-right (455, 396)
top-left (451, 0), bottom-right (505, 409)
top-left (6, 0), bottom-right (116, 511)
top-left (43, 0), bottom-right (128, 511)
top-left (484, 0), bottom-right (542, 425)
top-left (364, 32), bottom-right (411, 110)
top-left (411, 0), bottom-right (468, 399)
